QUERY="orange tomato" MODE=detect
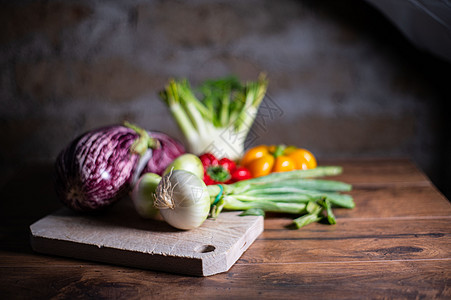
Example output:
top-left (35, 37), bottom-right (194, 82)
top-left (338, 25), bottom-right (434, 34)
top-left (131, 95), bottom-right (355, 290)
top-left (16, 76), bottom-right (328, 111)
top-left (240, 145), bottom-right (269, 167)
top-left (287, 148), bottom-right (317, 170)
top-left (267, 144), bottom-right (277, 154)
top-left (246, 154), bottom-right (275, 177)
top-left (241, 145), bottom-right (317, 177)
top-left (273, 156), bottom-right (295, 172)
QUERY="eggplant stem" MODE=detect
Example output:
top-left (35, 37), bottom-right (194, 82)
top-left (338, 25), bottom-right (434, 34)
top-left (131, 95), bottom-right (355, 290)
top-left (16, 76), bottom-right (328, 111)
top-left (123, 121), bottom-right (159, 155)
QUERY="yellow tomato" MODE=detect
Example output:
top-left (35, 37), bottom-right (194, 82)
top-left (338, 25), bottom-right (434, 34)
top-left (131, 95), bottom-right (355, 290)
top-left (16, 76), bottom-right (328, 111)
top-left (273, 156), bottom-right (296, 172)
top-left (267, 144), bottom-right (277, 154)
top-left (240, 145), bottom-right (269, 167)
top-left (246, 154), bottom-right (275, 177)
top-left (241, 145), bottom-right (317, 177)
top-left (287, 148), bottom-right (317, 170)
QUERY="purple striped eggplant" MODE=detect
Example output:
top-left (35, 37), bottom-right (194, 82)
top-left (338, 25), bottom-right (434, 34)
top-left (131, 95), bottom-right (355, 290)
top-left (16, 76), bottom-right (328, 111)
top-left (54, 123), bottom-right (185, 212)
top-left (142, 131), bottom-right (185, 175)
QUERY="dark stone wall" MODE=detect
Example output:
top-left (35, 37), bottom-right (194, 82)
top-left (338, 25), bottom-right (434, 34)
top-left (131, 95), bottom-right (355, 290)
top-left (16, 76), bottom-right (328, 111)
top-left (1, 0), bottom-right (449, 198)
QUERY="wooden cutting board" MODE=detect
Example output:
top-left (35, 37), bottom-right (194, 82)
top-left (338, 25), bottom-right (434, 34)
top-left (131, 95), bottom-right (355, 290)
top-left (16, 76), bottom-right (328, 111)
top-left (29, 198), bottom-right (263, 276)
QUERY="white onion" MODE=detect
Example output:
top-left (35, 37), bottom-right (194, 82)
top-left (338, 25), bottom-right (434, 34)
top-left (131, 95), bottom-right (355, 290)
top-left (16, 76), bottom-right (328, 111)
top-left (131, 173), bottom-right (161, 219)
top-left (163, 153), bottom-right (204, 179)
top-left (155, 170), bottom-right (210, 230)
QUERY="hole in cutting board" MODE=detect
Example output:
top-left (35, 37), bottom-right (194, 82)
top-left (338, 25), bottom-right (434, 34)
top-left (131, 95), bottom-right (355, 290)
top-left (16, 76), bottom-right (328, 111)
top-left (195, 244), bottom-right (216, 253)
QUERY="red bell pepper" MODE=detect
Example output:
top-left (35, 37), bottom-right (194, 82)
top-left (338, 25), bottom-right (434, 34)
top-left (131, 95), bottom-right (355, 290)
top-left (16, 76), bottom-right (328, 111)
top-left (199, 153), bottom-right (252, 185)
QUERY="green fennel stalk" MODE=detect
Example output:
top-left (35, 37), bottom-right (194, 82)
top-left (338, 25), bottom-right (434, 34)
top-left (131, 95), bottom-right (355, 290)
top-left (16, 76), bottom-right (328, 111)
top-left (159, 74), bottom-right (269, 160)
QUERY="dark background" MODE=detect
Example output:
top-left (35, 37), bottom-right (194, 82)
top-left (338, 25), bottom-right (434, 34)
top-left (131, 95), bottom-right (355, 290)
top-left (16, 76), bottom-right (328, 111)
top-left (1, 0), bottom-right (450, 199)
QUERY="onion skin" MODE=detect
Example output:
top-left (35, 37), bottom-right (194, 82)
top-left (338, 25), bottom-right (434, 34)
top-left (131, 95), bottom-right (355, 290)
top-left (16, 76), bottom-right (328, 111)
top-left (163, 153), bottom-right (204, 179)
top-left (131, 173), bottom-right (161, 219)
top-left (142, 131), bottom-right (185, 176)
top-left (55, 125), bottom-right (144, 212)
top-left (156, 170), bottom-right (210, 230)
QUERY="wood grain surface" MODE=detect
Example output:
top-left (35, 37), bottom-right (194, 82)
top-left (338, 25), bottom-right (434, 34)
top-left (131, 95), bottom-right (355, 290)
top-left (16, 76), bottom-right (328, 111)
top-left (1, 158), bottom-right (450, 299)
top-left (29, 202), bottom-right (263, 276)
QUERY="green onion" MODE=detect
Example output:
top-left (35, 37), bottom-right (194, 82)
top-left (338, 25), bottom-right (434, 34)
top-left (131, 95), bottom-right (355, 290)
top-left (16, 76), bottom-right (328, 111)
top-left (147, 165), bottom-right (354, 230)
top-left (239, 208), bottom-right (266, 217)
top-left (293, 201), bottom-right (324, 229)
top-left (207, 168), bottom-right (354, 228)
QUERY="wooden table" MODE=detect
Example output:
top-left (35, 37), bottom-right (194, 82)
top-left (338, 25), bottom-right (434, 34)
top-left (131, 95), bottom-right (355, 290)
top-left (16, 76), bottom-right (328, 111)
top-left (1, 158), bottom-right (450, 299)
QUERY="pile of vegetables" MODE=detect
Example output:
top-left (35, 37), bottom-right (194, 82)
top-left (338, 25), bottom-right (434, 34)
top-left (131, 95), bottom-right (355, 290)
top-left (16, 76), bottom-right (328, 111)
top-left (142, 158), bottom-right (353, 230)
top-left (54, 74), bottom-right (355, 231)
top-left (241, 144), bottom-right (317, 177)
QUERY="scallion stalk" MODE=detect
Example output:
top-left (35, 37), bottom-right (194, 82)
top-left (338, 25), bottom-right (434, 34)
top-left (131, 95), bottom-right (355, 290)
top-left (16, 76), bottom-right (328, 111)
top-left (206, 168), bottom-right (354, 228)
top-left (232, 166), bottom-right (344, 187)
top-left (293, 201), bottom-right (324, 229)
top-left (223, 196), bottom-right (307, 214)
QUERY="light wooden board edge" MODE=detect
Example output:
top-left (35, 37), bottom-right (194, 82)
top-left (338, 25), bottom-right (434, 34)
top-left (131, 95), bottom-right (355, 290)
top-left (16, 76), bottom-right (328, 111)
top-left (29, 212), bottom-right (264, 277)
top-left (203, 215), bottom-right (264, 276)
